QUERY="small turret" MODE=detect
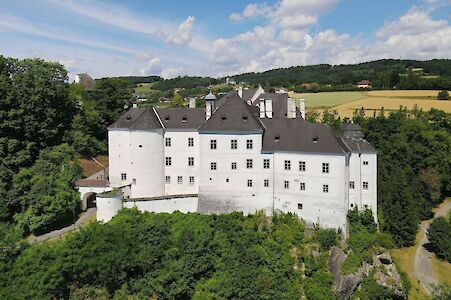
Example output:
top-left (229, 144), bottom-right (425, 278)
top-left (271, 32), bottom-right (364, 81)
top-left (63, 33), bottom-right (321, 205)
top-left (205, 90), bottom-right (216, 120)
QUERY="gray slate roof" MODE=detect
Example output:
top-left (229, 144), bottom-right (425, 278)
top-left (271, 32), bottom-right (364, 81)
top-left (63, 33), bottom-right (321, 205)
top-left (199, 92), bottom-right (264, 133)
top-left (261, 118), bottom-right (345, 154)
top-left (242, 88), bottom-right (259, 103)
top-left (252, 93), bottom-right (301, 119)
top-left (341, 137), bottom-right (376, 153)
top-left (156, 108), bottom-right (205, 129)
top-left (108, 108), bottom-right (162, 130)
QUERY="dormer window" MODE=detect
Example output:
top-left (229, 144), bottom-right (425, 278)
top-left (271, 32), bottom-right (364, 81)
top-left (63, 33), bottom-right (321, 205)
top-left (221, 114), bottom-right (227, 120)
top-left (126, 115), bottom-right (131, 120)
top-left (182, 116), bottom-right (187, 123)
top-left (242, 114), bottom-right (248, 121)
top-left (313, 136), bottom-right (319, 143)
top-left (165, 115), bottom-right (170, 122)
top-left (275, 135), bottom-right (280, 142)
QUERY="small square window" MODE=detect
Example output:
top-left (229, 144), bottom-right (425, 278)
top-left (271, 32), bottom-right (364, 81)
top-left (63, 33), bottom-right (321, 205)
top-left (188, 138), bottom-right (194, 147)
top-left (210, 140), bottom-right (217, 149)
top-left (246, 139), bottom-right (253, 149)
top-left (188, 157), bottom-right (194, 166)
top-left (121, 173), bottom-right (127, 180)
top-left (350, 203), bottom-right (354, 208)
top-left (210, 162), bottom-right (217, 170)
top-left (284, 180), bottom-right (289, 189)
top-left (189, 176), bottom-right (195, 184)
top-left (226, 178), bottom-right (229, 183)
top-left (298, 203), bottom-right (303, 209)
top-left (263, 159), bottom-right (270, 169)
top-left (231, 139), bottom-right (237, 149)
top-left (284, 160), bottom-right (291, 170)
top-left (299, 161), bottom-right (306, 171)
top-left (300, 182), bottom-right (305, 191)
top-left (165, 176), bottom-right (171, 184)
top-left (177, 176), bottom-right (183, 184)
top-left (165, 157), bottom-right (172, 166)
top-left (363, 181), bottom-right (369, 190)
top-left (132, 178), bottom-right (136, 185)
top-left (264, 179), bottom-right (269, 187)
top-left (246, 159), bottom-right (253, 169)
top-left (322, 163), bottom-right (329, 173)
top-left (231, 162), bottom-right (237, 170)
top-left (363, 161), bottom-right (369, 166)
top-left (247, 179), bottom-right (253, 187)
top-left (349, 181), bottom-right (355, 189)
top-left (323, 184), bottom-right (329, 193)
top-left (165, 137), bottom-right (171, 147)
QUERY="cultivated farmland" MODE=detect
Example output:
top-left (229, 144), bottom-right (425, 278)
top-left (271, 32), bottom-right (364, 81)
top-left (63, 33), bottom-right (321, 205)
top-left (290, 90), bottom-right (451, 118)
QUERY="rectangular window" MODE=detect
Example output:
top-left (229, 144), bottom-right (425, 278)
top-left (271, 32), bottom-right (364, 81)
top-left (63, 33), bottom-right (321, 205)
top-left (246, 139), bottom-right (253, 149)
top-left (247, 179), bottom-right (253, 187)
top-left (188, 157), bottom-right (194, 166)
top-left (231, 139), bottom-right (237, 149)
top-left (299, 161), bottom-right (306, 171)
top-left (189, 176), bottom-right (195, 184)
top-left (165, 137), bottom-right (171, 147)
top-left (264, 179), bottom-right (269, 187)
top-left (349, 181), bottom-right (355, 189)
top-left (323, 184), bottom-right (329, 193)
top-left (121, 173), bottom-right (127, 180)
top-left (177, 176), bottom-right (183, 184)
top-left (284, 180), bottom-right (289, 189)
top-left (231, 162), bottom-right (237, 170)
top-left (363, 182), bottom-right (369, 190)
top-left (188, 137), bottom-right (194, 147)
top-left (210, 162), bottom-right (217, 170)
top-left (298, 203), bottom-right (303, 209)
top-left (363, 161), bottom-right (369, 166)
top-left (246, 159), bottom-right (253, 169)
top-left (165, 157), bottom-right (172, 166)
top-left (263, 159), bottom-right (270, 169)
top-left (284, 160), bottom-right (291, 170)
top-left (300, 182), bottom-right (305, 191)
top-left (165, 176), bottom-right (171, 184)
top-left (322, 163), bottom-right (329, 173)
top-left (210, 139), bottom-right (217, 149)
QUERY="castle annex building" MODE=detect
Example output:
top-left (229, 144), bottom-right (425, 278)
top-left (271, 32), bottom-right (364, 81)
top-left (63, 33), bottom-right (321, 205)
top-left (82, 88), bottom-right (377, 231)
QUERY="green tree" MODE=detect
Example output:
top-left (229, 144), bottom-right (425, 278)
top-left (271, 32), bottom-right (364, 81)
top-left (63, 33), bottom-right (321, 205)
top-left (437, 90), bottom-right (449, 100)
top-left (170, 94), bottom-right (185, 107)
top-left (427, 217), bottom-right (451, 262)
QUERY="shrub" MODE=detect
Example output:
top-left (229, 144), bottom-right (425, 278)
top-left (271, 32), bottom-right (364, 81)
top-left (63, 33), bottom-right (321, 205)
top-left (427, 216), bottom-right (451, 262)
top-left (437, 90), bottom-right (449, 100)
top-left (314, 228), bottom-right (337, 251)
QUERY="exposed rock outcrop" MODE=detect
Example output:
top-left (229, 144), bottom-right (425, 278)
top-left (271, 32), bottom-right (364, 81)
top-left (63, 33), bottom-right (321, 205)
top-left (328, 246), bottom-right (361, 300)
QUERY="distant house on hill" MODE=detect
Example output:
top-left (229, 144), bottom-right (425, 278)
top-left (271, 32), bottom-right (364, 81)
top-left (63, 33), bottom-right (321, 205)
top-left (275, 87), bottom-right (288, 94)
top-left (357, 80), bottom-right (372, 89)
top-left (226, 77), bottom-right (236, 85)
top-left (300, 83), bottom-right (312, 90)
top-left (74, 73), bottom-right (96, 91)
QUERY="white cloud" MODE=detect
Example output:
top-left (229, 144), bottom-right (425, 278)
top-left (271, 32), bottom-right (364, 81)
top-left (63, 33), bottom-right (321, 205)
top-left (165, 16), bottom-right (195, 45)
top-left (139, 57), bottom-right (163, 76)
top-left (229, 3), bottom-right (272, 22)
top-left (161, 67), bottom-right (184, 79)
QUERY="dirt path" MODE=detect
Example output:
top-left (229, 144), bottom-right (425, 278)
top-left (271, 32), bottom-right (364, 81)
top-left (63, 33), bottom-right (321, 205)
top-left (413, 201), bottom-right (451, 295)
top-left (28, 208), bottom-right (96, 244)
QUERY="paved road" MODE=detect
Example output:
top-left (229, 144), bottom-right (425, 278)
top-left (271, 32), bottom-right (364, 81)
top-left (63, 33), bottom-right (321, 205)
top-left (413, 201), bottom-right (451, 295)
top-left (29, 208), bottom-right (96, 244)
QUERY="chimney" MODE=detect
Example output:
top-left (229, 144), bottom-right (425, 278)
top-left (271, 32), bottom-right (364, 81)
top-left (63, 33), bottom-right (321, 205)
top-left (287, 98), bottom-right (296, 119)
top-left (189, 98), bottom-right (196, 108)
top-left (238, 86), bottom-right (243, 99)
top-left (259, 98), bottom-right (265, 119)
top-left (132, 103), bottom-right (138, 108)
top-left (300, 98), bottom-right (306, 119)
top-left (265, 99), bottom-right (273, 119)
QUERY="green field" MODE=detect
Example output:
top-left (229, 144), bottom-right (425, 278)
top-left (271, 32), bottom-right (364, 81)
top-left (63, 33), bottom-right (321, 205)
top-left (290, 91), bottom-right (367, 108)
top-left (134, 82), bottom-right (155, 93)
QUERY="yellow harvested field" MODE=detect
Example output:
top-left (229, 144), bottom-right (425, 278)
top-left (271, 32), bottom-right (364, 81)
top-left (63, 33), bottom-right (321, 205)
top-left (367, 90), bottom-right (443, 97)
top-left (332, 97), bottom-right (451, 119)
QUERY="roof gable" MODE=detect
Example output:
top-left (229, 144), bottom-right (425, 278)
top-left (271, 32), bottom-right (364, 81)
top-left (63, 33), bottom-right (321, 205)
top-left (199, 92), bottom-right (264, 133)
top-left (108, 108), bottom-right (162, 130)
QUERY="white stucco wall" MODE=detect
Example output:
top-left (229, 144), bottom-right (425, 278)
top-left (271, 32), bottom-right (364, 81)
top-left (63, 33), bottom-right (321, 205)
top-left (77, 186), bottom-right (112, 211)
top-left (97, 193), bottom-right (123, 222)
top-left (124, 197), bottom-right (198, 213)
top-left (163, 130), bottom-right (199, 195)
top-left (108, 129), bottom-right (131, 187)
top-left (348, 152), bottom-right (377, 220)
top-left (273, 152), bottom-right (348, 230)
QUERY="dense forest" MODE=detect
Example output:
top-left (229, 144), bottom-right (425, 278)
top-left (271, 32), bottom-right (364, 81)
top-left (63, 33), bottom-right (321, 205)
top-left (232, 59), bottom-right (451, 91)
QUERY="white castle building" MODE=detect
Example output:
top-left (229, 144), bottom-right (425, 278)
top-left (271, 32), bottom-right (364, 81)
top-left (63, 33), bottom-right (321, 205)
top-left (77, 88), bottom-right (377, 233)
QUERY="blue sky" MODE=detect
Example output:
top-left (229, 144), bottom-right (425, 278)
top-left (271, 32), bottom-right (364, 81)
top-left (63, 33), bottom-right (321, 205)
top-left (0, 0), bottom-right (450, 79)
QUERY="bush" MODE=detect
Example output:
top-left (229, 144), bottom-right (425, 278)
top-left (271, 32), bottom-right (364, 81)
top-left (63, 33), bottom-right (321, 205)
top-left (314, 228), bottom-right (337, 251)
top-left (437, 90), bottom-right (449, 100)
top-left (427, 216), bottom-right (451, 262)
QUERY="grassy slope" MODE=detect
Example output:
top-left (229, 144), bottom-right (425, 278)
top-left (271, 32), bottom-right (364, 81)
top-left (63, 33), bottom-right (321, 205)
top-left (290, 91), bottom-right (366, 108)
